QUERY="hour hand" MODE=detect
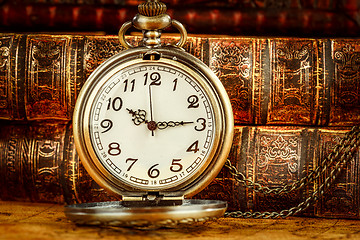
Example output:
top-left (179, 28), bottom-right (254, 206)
top-left (156, 121), bottom-right (194, 130)
top-left (127, 108), bottom-right (147, 126)
top-left (127, 108), bottom-right (158, 132)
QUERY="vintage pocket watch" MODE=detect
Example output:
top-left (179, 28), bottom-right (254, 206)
top-left (65, 0), bottom-right (234, 228)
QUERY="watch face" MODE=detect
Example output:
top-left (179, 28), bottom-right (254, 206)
top-left (86, 59), bottom-right (219, 191)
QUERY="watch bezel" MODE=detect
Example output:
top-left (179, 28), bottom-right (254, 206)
top-left (73, 46), bottom-right (234, 198)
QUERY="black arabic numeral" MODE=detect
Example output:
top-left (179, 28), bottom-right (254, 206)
top-left (187, 95), bottom-right (199, 108)
top-left (173, 78), bottom-right (178, 91)
top-left (144, 72), bottom-right (148, 85)
top-left (187, 140), bottom-right (199, 153)
top-left (107, 98), bottom-right (111, 110)
top-left (195, 118), bottom-right (206, 131)
top-left (150, 72), bottom-right (161, 86)
top-left (107, 97), bottom-right (123, 111)
top-left (100, 119), bottom-right (113, 133)
top-left (148, 164), bottom-right (160, 178)
top-left (170, 159), bottom-right (183, 172)
top-left (144, 72), bottom-right (161, 86)
top-left (108, 142), bottom-right (121, 156)
top-left (125, 158), bottom-right (138, 171)
top-left (124, 79), bottom-right (135, 92)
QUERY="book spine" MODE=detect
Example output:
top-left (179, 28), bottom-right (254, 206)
top-left (314, 128), bottom-right (360, 218)
top-left (0, 122), bottom-right (359, 218)
top-left (1, 34), bottom-right (360, 125)
top-left (196, 126), bottom-right (360, 218)
top-left (0, 121), bottom-right (120, 204)
top-left (0, 34), bottom-right (200, 121)
top-left (207, 37), bottom-right (360, 126)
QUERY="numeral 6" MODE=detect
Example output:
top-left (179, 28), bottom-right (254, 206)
top-left (148, 164), bottom-right (160, 178)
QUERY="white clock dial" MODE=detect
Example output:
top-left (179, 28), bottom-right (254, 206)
top-left (88, 61), bottom-right (217, 191)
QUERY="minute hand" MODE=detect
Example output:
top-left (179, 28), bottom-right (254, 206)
top-left (156, 121), bottom-right (194, 130)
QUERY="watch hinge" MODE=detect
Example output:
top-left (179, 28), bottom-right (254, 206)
top-left (143, 192), bottom-right (162, 202)
top-left (122, 193), bottom-right (184, 207)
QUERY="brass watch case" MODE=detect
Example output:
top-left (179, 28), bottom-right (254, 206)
top-left (73, 46), bottom-right (234, 199)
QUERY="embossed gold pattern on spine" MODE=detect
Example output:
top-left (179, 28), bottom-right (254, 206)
top-left (1, 35), bottom-right (359, 126)
top-left (1, 122), bottom-right (360, 219)
top-left (0, 122), bottom-right (121, 204)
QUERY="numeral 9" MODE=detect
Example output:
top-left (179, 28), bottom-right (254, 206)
top-left (100, 119), bottom-right (113, 133)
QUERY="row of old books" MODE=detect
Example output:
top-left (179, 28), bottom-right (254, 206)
top-left (0, 33), bottom-right (359, 219)
top-left (0, 121), bottom-right (359, 219)
top-left (0, 0), bottom-right (359, 36)
top-left (1, 34), bottom-right (360, 126)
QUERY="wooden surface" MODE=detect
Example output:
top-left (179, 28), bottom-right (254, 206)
top-left (1, 201), bottom-right (360, 240)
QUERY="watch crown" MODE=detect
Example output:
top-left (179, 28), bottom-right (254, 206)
top-left (138, 0), bottom-right (167, 17)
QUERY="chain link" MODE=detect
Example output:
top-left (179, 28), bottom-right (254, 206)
top-left (224, 125), bottom-right (360, 219)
